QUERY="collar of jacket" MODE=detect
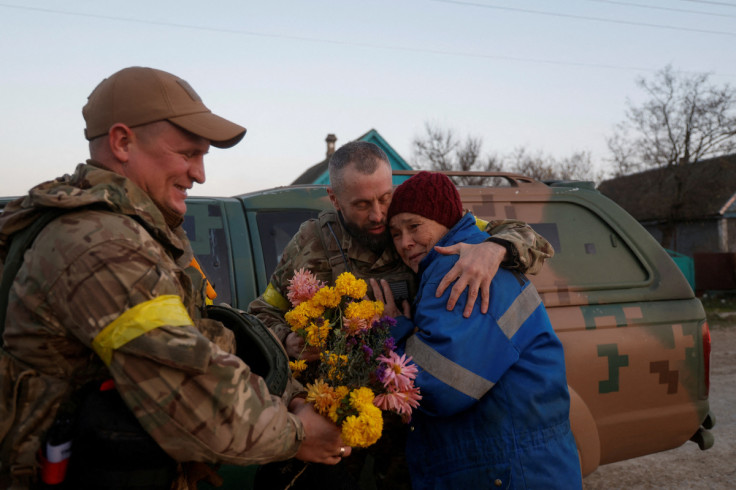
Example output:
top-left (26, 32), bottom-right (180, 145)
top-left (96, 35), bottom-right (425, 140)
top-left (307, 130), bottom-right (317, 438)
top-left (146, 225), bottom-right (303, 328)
top-left (417, 212), bottom-right (482, 276)
top-left (0, 161), bottom-right (190, 262)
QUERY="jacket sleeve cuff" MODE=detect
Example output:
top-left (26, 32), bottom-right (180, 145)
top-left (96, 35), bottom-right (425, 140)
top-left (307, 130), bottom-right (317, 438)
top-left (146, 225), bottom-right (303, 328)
top-left (486, 236), bottom-right (521, 270)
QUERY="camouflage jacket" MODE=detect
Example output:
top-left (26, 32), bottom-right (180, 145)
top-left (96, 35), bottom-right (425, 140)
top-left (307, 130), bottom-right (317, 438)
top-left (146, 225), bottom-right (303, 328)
top-left (249, 209), bottom-right (554, 346)
top-left (0, 162), bottom-right (304, 487)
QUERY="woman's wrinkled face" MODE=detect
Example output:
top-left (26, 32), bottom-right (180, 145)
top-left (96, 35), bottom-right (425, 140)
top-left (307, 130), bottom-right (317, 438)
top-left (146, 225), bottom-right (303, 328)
top-left (389, 212), bottom-right (449, 272)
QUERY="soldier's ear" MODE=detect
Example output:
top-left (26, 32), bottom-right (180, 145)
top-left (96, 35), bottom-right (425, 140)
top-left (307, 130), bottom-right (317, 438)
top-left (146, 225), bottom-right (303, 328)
top-left (108, 124), bottom-right (134, 163)
top-left (327, 187), bottom-right (341, 212)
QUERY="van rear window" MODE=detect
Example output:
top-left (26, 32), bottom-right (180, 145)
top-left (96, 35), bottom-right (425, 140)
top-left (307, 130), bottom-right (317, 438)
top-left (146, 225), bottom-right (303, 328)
top-left (475, 201), bottom-right (648, 291)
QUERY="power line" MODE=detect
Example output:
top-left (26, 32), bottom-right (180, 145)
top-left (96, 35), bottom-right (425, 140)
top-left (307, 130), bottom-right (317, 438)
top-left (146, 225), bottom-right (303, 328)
top-left (586, 0), bottom-right (736, 18)
top-left (0, 2), bottom-right (732, 79)
top-left (680, 0), bottom-right (736, 8)
top-left (430, 0), bottom-right (736, 37)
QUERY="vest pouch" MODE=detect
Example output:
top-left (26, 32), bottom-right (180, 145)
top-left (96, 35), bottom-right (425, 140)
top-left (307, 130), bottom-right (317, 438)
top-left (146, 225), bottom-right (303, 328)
top-left (63, 382), bottom-right (176, 490)
top-left (205, 304), bottom-right (290, 397)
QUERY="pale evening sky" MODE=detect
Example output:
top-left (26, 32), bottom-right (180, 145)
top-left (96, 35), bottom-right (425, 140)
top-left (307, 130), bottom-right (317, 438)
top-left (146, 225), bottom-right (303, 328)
top-left (1, 0), bottom-right (734, 197)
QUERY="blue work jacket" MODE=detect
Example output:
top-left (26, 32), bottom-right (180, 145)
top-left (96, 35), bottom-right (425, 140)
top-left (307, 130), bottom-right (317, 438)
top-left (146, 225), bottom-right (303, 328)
top-left (393, 213), bottom-right (582, 489)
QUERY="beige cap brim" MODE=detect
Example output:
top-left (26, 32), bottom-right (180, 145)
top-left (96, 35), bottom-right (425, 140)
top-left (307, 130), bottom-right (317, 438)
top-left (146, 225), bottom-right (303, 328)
top-left (169, 111), bottom-right (246, 149)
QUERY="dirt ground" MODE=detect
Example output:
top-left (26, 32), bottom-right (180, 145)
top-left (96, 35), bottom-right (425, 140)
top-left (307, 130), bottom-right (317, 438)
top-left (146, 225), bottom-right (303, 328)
top-left (582, 314), bottom-right (736, 489)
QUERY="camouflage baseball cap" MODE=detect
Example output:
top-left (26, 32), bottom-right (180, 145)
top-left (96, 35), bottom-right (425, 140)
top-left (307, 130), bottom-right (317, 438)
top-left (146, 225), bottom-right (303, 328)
top-left (83, 66), bottom-right (246, 148)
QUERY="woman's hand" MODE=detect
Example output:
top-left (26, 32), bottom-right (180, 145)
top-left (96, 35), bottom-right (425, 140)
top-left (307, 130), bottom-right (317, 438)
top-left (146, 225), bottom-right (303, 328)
top-left (370, 278), bottom-right (411, 319)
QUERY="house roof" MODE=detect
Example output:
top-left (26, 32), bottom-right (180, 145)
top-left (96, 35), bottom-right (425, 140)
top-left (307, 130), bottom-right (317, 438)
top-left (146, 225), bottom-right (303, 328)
top-left (292, 157), bottom-right (329, 185)
top-left (597, 154), bottom-right (736, 222)
top-left (291, 129), bottom-right (412, 185)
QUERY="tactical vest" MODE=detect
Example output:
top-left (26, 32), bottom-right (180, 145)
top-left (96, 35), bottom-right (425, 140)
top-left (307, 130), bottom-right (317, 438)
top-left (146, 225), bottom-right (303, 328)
top-left (315, 211), bottom-right (417, 303)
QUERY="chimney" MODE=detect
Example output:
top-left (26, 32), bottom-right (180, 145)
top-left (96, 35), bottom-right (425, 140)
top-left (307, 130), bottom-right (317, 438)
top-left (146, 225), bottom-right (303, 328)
top-left (326, 134), bottom-right (337, 158)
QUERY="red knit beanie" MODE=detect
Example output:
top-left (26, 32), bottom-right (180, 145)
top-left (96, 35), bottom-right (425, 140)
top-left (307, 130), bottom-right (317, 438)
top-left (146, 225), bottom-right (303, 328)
top-left (387, 171), bottom-right (463, 229)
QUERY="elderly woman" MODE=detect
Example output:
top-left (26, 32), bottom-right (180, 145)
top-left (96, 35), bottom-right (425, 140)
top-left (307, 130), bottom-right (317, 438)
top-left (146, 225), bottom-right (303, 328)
top-left (372, 171), bottom-right (582, 489)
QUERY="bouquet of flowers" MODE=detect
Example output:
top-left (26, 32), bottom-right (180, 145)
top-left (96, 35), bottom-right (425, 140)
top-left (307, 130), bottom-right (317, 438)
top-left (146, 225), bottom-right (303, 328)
top-left (284, 269), bottom-right (421, 448)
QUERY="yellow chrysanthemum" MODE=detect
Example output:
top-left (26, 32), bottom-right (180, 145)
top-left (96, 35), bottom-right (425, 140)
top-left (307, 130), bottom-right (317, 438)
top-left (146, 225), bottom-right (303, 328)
top-left (306, 380), bottom-right (338, 416)
top-left (313, 286), bottom-right (342, 308)
top-left (289, 359), bottom-right (307, 377)
top-left (327, 404), bottom-right (340, 423)
top-left (345, 300), bottom-right (384, 321)
top-left (336, 386), bottom-right (350, 399)
top-left (350, 387), bottom-right (375, 411)
top-left (300, 300), bottom-right (326, 319)
top-left (341, 404), bottom-right (384, 447)
top-left (305, 321), bottom-right (330, 347)
top-left (285, 306), bottom-right (309, 330)
top-left (358, 404), bottom-right (384, 445)
top-left (326, 386), bottom-right (349, 423)
top-left (335, 273), bottom-right (367, 300)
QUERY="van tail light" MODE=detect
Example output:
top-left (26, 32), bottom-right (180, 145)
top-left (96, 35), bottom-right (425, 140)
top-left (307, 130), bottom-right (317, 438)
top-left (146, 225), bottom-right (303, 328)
top-left (702, 321), bottom-right (711, 398)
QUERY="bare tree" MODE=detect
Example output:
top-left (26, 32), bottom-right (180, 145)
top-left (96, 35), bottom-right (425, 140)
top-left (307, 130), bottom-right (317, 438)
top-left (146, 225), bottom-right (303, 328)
top-left (507, 148), bottom-right (599, 182)
top-left (507, 148), bottom-right (556, 181)
top-left (413, 122), bottom-right (600, 185)
top-left (557, 151), bottom-right (603, 182)
top-left (607, 65), bottom-right (736, 176)
top-left (412, 123), bottom-right (503, 185)
top-left (606, 65), bottom-right (736, 249)
top-left (412, 123), bottom-right (457, 172)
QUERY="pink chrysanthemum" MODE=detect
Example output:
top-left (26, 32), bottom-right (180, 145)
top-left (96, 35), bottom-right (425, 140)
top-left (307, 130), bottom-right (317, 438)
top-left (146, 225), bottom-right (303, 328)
top-left (374, 387), bottom-right (422, 416)
top-left (343, 316), bottom-right (370, 336)
top-left (376, 351), bottom-right (419, 392)
top-left (287, 268), bottom-right (325, 306)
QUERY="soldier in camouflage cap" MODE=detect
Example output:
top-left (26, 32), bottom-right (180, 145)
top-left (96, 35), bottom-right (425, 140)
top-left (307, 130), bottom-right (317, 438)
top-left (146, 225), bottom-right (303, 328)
top-left (248, 141), bottom-right (554, 488)
top-left (0, 66), bottom-right (349, 489)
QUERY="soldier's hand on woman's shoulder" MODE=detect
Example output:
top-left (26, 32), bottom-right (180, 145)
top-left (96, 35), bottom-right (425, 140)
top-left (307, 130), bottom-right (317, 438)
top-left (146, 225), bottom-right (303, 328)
top-left (434, 241), bottom-right (505, 318)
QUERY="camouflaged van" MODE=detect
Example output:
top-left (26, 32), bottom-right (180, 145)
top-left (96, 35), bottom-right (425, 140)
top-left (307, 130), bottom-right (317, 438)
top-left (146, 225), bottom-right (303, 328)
top-left (181, 171), bottom-right (713, 476)
top-left (0, 171), bottom-right (715, 477)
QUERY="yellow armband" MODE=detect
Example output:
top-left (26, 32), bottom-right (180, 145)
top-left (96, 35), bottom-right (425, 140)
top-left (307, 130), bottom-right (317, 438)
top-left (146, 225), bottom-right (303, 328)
top-left (92, 295), bottom-right (192, 365)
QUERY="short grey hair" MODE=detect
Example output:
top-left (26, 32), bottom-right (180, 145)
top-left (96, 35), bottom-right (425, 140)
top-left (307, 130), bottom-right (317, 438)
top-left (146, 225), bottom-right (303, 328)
top-left (328, 141), bottom-right (391, 193)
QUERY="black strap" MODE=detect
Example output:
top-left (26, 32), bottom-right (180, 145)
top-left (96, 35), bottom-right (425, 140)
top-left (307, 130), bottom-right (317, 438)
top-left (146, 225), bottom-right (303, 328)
top-left (315, 213), bottom-right (352, 276)
top-left (326, 221), bottom-right (352, 274)
top-left (0, 208), bottom-right (69, 340)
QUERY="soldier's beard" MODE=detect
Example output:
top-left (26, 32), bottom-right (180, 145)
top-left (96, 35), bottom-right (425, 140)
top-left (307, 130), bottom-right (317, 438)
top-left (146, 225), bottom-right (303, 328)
top-left (339, 213), bottom-right (390, 255)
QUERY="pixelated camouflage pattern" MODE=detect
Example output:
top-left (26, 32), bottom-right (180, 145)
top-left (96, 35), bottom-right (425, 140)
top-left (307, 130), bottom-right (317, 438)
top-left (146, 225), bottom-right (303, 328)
top-left (0, 162), bottom-right (304, 488)
top-left (459, 179), bottom-right (711, 476)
